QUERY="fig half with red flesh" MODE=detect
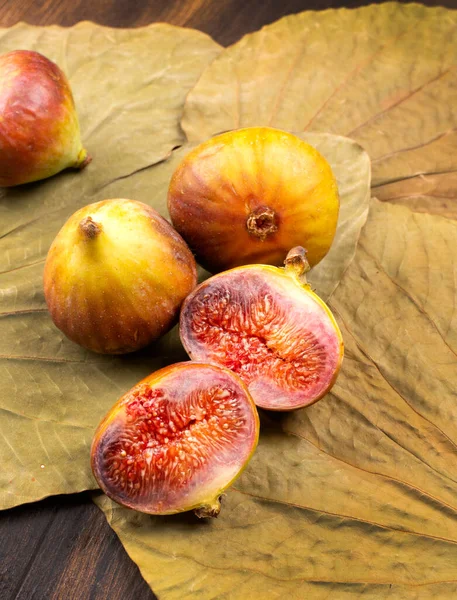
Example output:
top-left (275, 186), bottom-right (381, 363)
top-left (180, 248), bottom-right (344, 411)
top-left (91, 363), bottom-right (259, 517)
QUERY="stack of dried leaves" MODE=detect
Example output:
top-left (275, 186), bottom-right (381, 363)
top-left (1, 4), bottom-right (457, 598)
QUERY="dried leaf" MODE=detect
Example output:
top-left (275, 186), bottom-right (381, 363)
top-left (0, 54), bottom-right (368, 512)
top-left (95, 198), bottom-right (457, 599)
top-left (182, 3), bottom-right (457, 219)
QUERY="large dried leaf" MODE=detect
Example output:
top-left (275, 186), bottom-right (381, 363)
top-left (95, 198), bottom-right (457, 599)
top-left (182, 3), bottom-right (457, 219)
top-left (0, 98), bottom-right (368, 512)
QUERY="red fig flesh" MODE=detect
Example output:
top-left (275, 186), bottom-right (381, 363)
top-left (180, 248), bottom-right (344, 411)
top-left (91, 363), bottom-right (259, 516)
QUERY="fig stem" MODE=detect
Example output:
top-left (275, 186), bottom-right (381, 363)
top-left (194, 496), bottom-right (222, 518)
top-left (284, 246), bottom-right (310, 284)
top-left (79, 216), bottom-right (102, 240)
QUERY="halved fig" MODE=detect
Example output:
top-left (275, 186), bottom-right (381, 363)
top-left (180, 248), bottom-right (344, 411)
top-left (91, 362), bottom-right (259, 517)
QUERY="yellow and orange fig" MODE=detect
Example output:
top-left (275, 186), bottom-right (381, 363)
top-left (180, 247), bottom-right (344, 411)
top-left (44, 199), bottom-right (197, 354)
top-left (0, 50), bottom-right (89, 187)
top-left (168, 127), bottom-right (339, 273)
top-left (91, 362), bottom-right (259, 516)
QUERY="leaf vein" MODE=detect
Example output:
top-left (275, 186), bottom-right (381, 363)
top-left (371, 128), bottom-right (457, 164)
top-left (284, 427), bottom-right (457, 516)
top-left (231, 488), bottom-right (457, 547)
top-left (347, 67), bottom-right (456, 138)
top-left (330, 305), bottom-right (457, 463)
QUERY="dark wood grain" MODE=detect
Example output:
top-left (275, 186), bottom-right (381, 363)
top-left (1, 1), bottom-right (457, 599)
top-left (0, 0), bottom-right (456, 46)
top-left (0, 493), bottom-right (156, 600)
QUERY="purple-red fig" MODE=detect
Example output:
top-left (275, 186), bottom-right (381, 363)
top-left (0, 50), bottom-right (89, 187)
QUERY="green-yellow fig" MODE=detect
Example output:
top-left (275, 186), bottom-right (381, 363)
top-left (43, 199), bottom-right (198, 354)
top-left (0, 50), bottom-right (89, 187)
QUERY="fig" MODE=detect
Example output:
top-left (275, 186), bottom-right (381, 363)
top-left (0, 50), bottom-right (89, 187)
top-left (44, 199), bottom-right (197, 354)
top-left (91, 362), bottom-right (259, 516)
top-left (180, 247), bottom-right (343, 411)
top-left (167, 127), bottom-right (339, 273)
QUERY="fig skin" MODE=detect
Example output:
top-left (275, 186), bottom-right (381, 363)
top-left (168, 127), bottom-right (339, 274)
top-left (0, 50), bottom-right (90, 187)
top-left (91, 362), bottom-right (260, 516)
top-left (43, 199), bottom-right (197, 354)
top-left (180, 247), bottom-right (344, 411)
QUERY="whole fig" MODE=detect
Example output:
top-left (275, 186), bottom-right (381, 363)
top-left (0, 50), bottom-right (89, 187)
top-left (44, 199), bottom-right (197, 354)
top-left (168, 127), bottom-right (339, 274)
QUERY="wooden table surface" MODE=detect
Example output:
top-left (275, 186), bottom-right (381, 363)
top-left (1, 0), bottom-right (456, 598)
